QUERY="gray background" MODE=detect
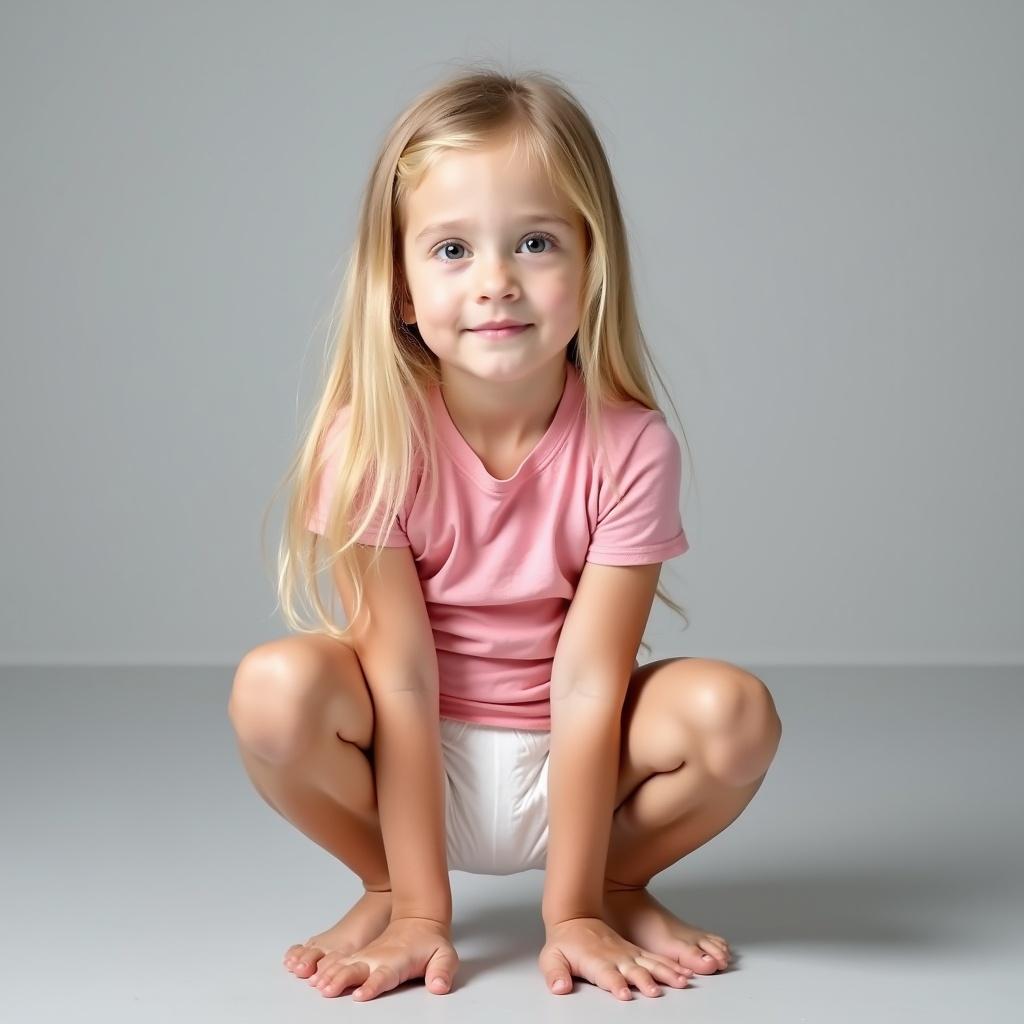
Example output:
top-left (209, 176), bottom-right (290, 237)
top-left (2, 2), bottom-right (1021, 1022)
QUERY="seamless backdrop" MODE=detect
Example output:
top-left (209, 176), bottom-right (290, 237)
top-left (2, 1), bottom-right (1020, 667)
top-left (1, 4), bottom-right (1021, 1022)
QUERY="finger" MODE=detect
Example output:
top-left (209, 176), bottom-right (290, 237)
top-left (643, 951), bottom-right (694, 980)
top-left (636, 954), bottom-right (691, 988)
top-left (596, 965), bottom-right (633, 1000)
top-left (313, 950), bottom-right (345, 973)
top-left (426, 944), bottom-right (460, 995)
top-left (539, 948), bottom-right (573, 995)
top-left (622, 962), bottom-right (662, 998)
top-left (668, 941), bottom-right (722, 972)
top-left (542, 965), bottom-right (573, 994)
top-left (353, 964), bottom-right (400, 1001)
top-left (315, 961), bottom-right (365, 997)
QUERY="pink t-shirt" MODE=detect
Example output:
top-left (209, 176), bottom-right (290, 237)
top-left (306, 361), bottom-right (688, 730)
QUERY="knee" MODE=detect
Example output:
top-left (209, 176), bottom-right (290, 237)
top-left (227, 642), bottom-right (333, 764)
top-left (694, 668), bottom-right (782, 786)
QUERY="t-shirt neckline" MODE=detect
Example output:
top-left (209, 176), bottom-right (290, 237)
top-left (430, 361), bottom-right (583, 494)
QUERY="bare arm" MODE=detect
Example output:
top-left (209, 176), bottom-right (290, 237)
top-left (372, 688), bottom-right (451, 924)
top-left (334, 544), bottom-right (451, 925)
top-left (542, 696), bottom-right (622, 927)
top-left (541, 560), bottom-right (662, 927)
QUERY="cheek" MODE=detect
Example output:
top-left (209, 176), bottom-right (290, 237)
top-left (410, 283), bottom-right (462, 353)
top-left (416, 285), bottom-right (461, 325)
top-left (535, 272), bottom-right (582, 319)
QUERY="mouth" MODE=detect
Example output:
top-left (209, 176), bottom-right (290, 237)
top-left (470, 323), bottom-right (532, 339)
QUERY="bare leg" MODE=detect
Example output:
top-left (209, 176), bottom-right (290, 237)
top-left (233, 731), bottom-right (391, 891)
top-left (600, 657), bottom-right (783, 977)
top-left (228, 637), bottom-right (394, 980)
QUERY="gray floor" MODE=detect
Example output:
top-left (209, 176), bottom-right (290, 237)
top-left (2, 664), bottom-right (1021, 1022)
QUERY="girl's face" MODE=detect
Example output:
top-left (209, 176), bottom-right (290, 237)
top-left (399, 138), bottom-right (588, 382)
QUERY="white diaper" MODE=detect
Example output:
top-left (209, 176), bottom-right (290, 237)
top-left (440, 716), bottom-right (551, 875)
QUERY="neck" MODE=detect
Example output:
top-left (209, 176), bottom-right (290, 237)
top-left (439, 358), bottom-right (569, 451)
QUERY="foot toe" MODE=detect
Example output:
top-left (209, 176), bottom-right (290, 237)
top-left (292, 947), bottom-right (324, 977)
top-left (676, 945), bottom-right (722, 974)
top-left (698, 938), bottom-right (731, 967)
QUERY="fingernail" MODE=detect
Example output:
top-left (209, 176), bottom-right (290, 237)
top-left (703, 954), bottom-right (713, 960)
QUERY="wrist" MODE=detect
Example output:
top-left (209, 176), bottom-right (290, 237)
top-left (389, 912), bottom-right (453, 935)
top-left (390, 878), bottom-right (452, 925)
top-left (542, 907), bottom-right (603, 931)
top-left (390, 897), bottom-right (452, 928)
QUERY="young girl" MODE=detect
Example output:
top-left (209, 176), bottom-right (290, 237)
top-left (229, 66), bottom-right (782, 1004)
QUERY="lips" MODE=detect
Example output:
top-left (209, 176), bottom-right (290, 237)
top-left (471, 323), bottom-right (531, 339)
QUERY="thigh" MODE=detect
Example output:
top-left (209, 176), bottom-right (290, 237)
top-left (232, 633), bottom-right (376, 753)
top-left (613, 657), bottom-right (704, 809)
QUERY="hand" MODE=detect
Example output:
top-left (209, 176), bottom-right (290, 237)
top-left (306, 916), bottom-right (459, 1001)
top-left (539, 916), bottom-right (693, 999)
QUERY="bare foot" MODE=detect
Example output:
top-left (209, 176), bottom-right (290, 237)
top-left (283, 889), bottom-right (393, 980)
top-left (602, 886), bottom-right (732, 976)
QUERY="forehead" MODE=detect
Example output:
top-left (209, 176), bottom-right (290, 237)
top-left (404, 141), bottom-right (573, 230)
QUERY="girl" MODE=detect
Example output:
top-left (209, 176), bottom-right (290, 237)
top-left (228, 66), bottom-right (783, 1004)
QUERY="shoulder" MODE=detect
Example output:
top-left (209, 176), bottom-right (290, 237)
top-left (319, 396), bottom-right (429, 453)
top-left (592, 396), bottom-right (678, 462)
top-left (316, 397), bottom-right (429, 490)
top-left (318, 401), bottom-right (354, 450)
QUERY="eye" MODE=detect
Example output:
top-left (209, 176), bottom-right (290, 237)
top-left (430, 231), bottom-right (560, 263)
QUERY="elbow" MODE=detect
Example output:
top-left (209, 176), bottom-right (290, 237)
top-left (354, 644), bottom-right (439, 702)
top-left (549, 686), bottom-right (627, 732)
top-left (550, 673), bottom-right (629, 713)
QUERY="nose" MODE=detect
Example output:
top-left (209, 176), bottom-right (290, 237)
top-left (474, 251), bottom-right (521, 301)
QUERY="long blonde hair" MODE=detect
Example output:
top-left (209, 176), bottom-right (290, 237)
top-left (263, 63), bottom-right (697, 657)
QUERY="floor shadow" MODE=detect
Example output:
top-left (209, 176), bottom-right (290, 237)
top-left (450, 859), bottom-right (1021, 964)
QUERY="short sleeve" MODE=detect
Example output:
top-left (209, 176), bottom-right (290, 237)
top-left (585, 415), bottom-right (689, 566)
top-left (305, 405), bottom-right (411, 546)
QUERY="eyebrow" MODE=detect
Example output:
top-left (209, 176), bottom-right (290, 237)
top-left (414, 213), bottom-right (575, 244)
